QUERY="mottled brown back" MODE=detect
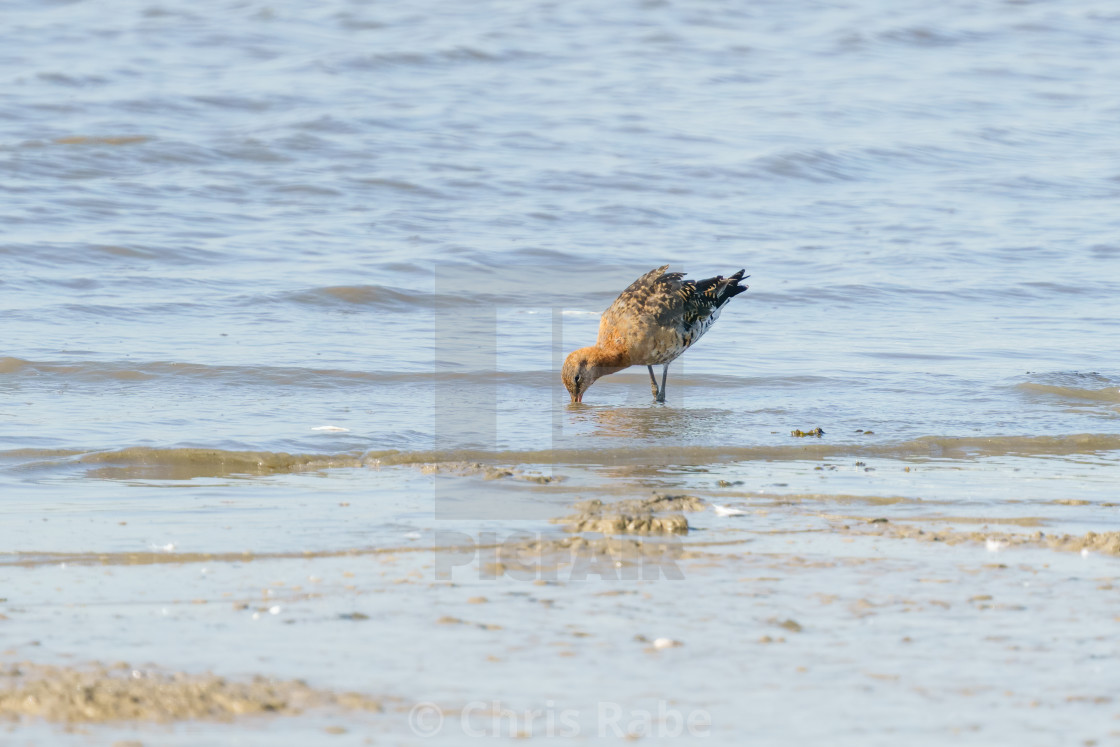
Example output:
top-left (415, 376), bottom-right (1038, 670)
top-left (596, 265), bottom-right (748, 365)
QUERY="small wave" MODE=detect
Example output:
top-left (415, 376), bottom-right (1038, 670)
top-left (369, 434), bottom-right (1120, 466)
top-left (0, 242), bottom-right (227, 268)
top-left (959, 174), bottom-right (1120, 201)
top-left (1018, 375), bottom-right (1120, 404)
top-left (1, 446), bottom-right (381, 480)
top-left (0, 358), bottom-right (428, 387)
top-left (752, 148), bottom-right (870, 183)
top-left (0, 358), bottom-right (814, 391)
top-left (273, 282), bottom-right (545, 311)
top-left (694, 142), bottom-right (993, 185)
top-left (282, 285), bottom-right (421, 310)
top-left (343, 46), bottom-right (538, 71)
top-left (51, 135), bottom-right (150, 146)
top-left (0, 357), bottom-right (31, 374)
top-left (763, 277), bottom-right (1120, 308)
top-left (879, 26), bottom-right (989, 48)
top-left (272, 183), bottom-right (344, 197)
top-left (5, 434), bottom-right (1120, 479)
top-left (347, 177), bottom-right (449, 200)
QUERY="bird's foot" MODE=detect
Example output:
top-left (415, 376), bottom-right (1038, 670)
top-left (654, 390), bottom-right (666, 403)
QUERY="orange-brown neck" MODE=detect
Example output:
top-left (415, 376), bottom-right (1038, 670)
top-left (579, 344), bottom-right (631, 376)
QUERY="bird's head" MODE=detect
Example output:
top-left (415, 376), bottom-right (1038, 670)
top-left (562, 348), bottom-right (599, 404)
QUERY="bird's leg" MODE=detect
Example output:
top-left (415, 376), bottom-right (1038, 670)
top-left (656, 364), bottom-right (668, 403)
top-left (647, 365), bottom-right (660, 399)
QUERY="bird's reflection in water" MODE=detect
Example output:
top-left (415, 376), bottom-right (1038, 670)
top-left (568, 402), bottom-right (728, 443)
top-left (563, 404), bottom-right (731, 481)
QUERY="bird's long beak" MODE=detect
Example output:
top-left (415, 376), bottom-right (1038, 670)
top-left (570, 389), bottom-right (583, 404)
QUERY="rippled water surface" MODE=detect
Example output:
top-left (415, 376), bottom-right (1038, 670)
top-left (2, 0), bottom-right (1119, 744)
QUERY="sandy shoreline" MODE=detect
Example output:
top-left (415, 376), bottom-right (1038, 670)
top-left (3, 466), bottom-right (1118, 743)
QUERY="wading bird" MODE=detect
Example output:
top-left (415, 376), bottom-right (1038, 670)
top-left (562, 265), bottom-right (749, 403)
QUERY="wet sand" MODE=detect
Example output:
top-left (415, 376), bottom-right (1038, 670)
top-left (6, 0), bottom-right (1120, 740)
top-left (0, 662), bottom-right (382, 724)
top-left (3, 455), bottom-right (1119, 745)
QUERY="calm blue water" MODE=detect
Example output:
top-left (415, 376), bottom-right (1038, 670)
top-left (3, 0), bottom-right (1119, 460)
top-left (2, 0), bottom-right (1119, 744)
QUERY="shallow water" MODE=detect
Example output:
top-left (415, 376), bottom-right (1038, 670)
top-left (3, 0), bottom-right (1120, 743)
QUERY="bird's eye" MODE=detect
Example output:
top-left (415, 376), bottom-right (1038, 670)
top-left (574, 374), bottom-right (582, 384)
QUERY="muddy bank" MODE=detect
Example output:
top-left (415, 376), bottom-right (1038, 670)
top-left (0, 544), bottom-right (436, 569)
top-left (847, 520), bottom-right (1120, 556)
top-left (552, 493), bottom-right (705, 536)
top-left (0, 662), bottom-right (383, 724)
top-left (418, 461), bottom-right (559, 483)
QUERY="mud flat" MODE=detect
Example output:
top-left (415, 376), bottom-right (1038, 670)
top-left (2, 454), bottom-right (1119, 745)
top-left (0, 662), bottom-right (382, 724)
top-left (553, 493), bottom-right (706, 535)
